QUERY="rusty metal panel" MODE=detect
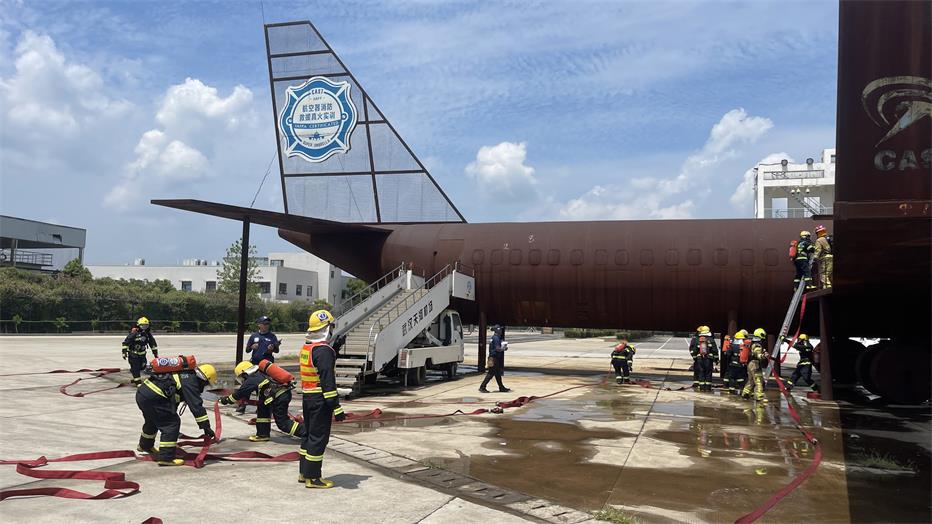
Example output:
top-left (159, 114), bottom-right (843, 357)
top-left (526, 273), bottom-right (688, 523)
top-left (374, 219), bottom-right (816, 331)
top-left (832, 0), bottom-right (931, 336)
top-left (835, 0), bottom-right (931, 204)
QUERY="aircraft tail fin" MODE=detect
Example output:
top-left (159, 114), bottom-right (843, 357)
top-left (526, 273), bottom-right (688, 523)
top-left (264, 21), bottom-right (465, 224)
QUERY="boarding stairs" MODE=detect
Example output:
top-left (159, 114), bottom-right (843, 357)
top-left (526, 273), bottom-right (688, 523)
top-left (332, 264), bottom-right (475, 396)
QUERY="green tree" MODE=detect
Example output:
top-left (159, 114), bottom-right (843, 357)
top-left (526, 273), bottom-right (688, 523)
top-left (217, 239), bottom-right (260, 295)
top-left (344, 277), bottom-right (370, 300)
top-left (54, 316), bottom-right (68, 333)
top-left (61, 259), bottom-right (92, 281)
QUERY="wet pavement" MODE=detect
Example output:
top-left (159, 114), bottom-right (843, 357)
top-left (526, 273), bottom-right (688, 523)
top-left (334, 352), bottom-right (930, 523)
top-left (0, 334), bottom-right (928, 523)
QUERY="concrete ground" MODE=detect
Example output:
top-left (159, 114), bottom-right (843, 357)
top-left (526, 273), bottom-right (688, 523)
top-left (0, 333), bottom-right (928, 523)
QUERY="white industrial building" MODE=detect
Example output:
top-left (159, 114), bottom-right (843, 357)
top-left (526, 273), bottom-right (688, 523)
top-left (268, 252), bottom-right (343, 308)
top-left (88, 252), bottom-right (341, 305)
top-left (754, 149), bottom-right (835, 219)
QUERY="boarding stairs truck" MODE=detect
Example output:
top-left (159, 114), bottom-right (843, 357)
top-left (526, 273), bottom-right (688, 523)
top-left (331, 263), bottom-right (475, 396)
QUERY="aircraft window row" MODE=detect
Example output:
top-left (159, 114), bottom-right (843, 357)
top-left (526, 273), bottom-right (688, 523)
top-left (471, 247), bottom-right (781, 267)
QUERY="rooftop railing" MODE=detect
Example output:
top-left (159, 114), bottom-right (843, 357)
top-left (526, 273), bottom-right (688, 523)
top-left (762, 170), bottom-right (827, 180)
top-left (764, 207), bottom-right (833, 218)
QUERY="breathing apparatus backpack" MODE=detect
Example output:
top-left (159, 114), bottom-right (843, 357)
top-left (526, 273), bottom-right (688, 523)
top-left (738, 340), bottom-right (751, 364)
top-left (257, 359), bottom-right (294, 385)
top-left (788, 240), bottom-right (798, 259)
top-left (149, 355), bottom-right (197, 374)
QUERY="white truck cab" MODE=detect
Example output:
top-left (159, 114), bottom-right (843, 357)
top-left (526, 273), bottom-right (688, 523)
top-left (396, 308), bottom-right (464, 386)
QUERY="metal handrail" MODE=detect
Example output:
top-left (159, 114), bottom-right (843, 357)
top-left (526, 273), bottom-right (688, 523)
top-left (335, 262), bottom-right (407, 316)
top-left (453, 260), bottom-right (475, 277)
top-left (365, 264), bottom-right (453, 365)
top-left (762, 169), bottom-right (827, 180)
top-left (764, 207), bottom-right (833, 218)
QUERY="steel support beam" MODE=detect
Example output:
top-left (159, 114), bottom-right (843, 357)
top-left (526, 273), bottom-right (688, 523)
top-left (235, 217), bottom-right (251, 364)
top-left (819, 297), bottom-right (833, 400)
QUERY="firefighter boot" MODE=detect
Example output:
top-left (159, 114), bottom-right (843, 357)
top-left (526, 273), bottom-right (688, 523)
top-left (248, 435), bottom-right (270, 442)
top-left (157, 459), bottom-right (185, 466)
top-left (616, 375), bottom-right (623, 385)
top-left (305, 477), bottom-right (334, 489)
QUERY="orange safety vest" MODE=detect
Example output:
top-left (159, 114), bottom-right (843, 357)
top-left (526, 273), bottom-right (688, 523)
top-left (299, 341), bottom-right (328, 394)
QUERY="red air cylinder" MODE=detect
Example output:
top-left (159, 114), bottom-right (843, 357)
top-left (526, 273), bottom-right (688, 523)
top-left (150, 355), bottom-right (197, 373)
top-left (257, 359), bottom-right (294, 384)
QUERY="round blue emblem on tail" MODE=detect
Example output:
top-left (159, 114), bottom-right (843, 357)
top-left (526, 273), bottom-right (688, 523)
top-left (279, 76), bottom-right (358, 163)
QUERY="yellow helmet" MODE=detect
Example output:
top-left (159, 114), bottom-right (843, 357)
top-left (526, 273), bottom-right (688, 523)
top-left (800, 230), bottom-right (811, 237)
top-left (308, 310), bottom-right (334, 332)
top-left (799, 334), bottom-right (808, 340)
top-left (697, 325), bottom-right (711, 335)
top-left (137, 316), bottom-right (150, 326)
top-left (753, 328), bottom-right (767, 338)
top-left (234, 361), bottom-right (255, 377)
top-left (196, 364), bottom-right (217, 385)
top-left (734, 330), bottom-right (748, 339)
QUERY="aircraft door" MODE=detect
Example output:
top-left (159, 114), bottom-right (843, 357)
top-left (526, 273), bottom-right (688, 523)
top-left (433, 239), bottom-right (464, 275)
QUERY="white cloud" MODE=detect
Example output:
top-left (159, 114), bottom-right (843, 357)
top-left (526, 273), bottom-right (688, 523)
top-left (105, 78), bottom-right (255, 210)
top-left (558, 108), bottom-right (772, 220)
top-left (0, 31), bottom-right (131, 138)
top-left (465, 141), bottom-right (539, 201)
top-left (156, 77), bottom-right (253, 134)
top-left (730, 152), bottom-right (792, 209)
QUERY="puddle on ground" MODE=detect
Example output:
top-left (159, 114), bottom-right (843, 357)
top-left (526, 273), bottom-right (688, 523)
top-left (426, 417), bottom-right (631, 510)
top-left (328, 380), bottom-right (930, 522)
top-left (332, 410), bottom-right (458, 433)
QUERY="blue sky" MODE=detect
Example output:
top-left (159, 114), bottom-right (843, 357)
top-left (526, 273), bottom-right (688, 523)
top-left (0, 0), bottom-right (838, 265)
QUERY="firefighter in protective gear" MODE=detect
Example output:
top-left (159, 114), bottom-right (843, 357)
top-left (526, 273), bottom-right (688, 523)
top-left (688, 326), bottom-right (709, 388)
top-left (742, 329), bottom-right (769, 402)
top-left (726, 330), bottom-right (750, 395)
top-left (720, 335), bottom-right (732, 381)
top-left (786, 334), bottom-right (817, 391)
top-left (814, 225), bottom-right (833, 289)
top-left (122, 317), bottom-right (159, 386)
top-left (136, 363), bottom-right (216, 466)
top-left (793, 231), bottom-right (816, 290)
top-left (221, 361), bottom-right (305, 441)
top-left (298, 310), bottom-right (345, 489)
top-left (692, 326), bottom-right (718, 391)
top-left (611, 340), bottom-right (636, 384)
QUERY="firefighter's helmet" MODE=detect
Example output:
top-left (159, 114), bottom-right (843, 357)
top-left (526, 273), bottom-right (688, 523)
top-left (799, 334), bottom-right (808, 340)
top-left (734, 330), bottom-right (748, 339)
top-left (800, 230), bottom-right (811, 237)
top-left (234, 361), bottom-right (256, 377)
top-left (196, 364), bottom-right (217, 385)
top-left (698, 325), bottom-right (711, 335)
top-left (815, 225), bottom-right (827, 236)
top-left (753, 328), bottom-right (767, 339)
top-left (308, 310), bottom-right (334, 332)
top-left (137, 316), bottom-right (150, 327)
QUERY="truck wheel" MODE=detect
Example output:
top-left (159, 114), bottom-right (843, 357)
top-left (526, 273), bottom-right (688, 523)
top-left (444, 362), bottom-right (458, 380)
top-left (407, 366), bottom-right (426, 386)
